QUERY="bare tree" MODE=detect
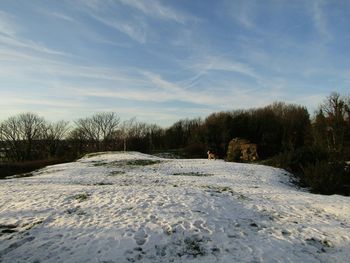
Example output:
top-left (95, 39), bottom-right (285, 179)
top-left (0, 116), bottom-right (23, 161)
top-left (44, 120), bottom-right (70, 157)
top-left (320, 92), bottom-right (349, 154)
top-left (68, 127), bottom-right (89, 157)
top-left (93, 112), bottom-right (120, 150)
top-left (75, 112), bottom-right (120, 151)
top-left (119, 118), bottom-right (137, 151)
top-left (0, 113), bottom-right (46, 160)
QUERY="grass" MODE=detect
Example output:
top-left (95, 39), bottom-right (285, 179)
top-left (123, 159), bottom-right (162, 166)
top-left (83, 152), bottom-right (119, 158)
top-left (0, 224), bottom-right (18, 235)
top-left (305, 237), bottom-right (334, 252)
top-left (108, 170), bottom-right (126, 176)
top-left (6, 172), bottom-right (35, 179)
top-left (201, 185), bottom-right (242, 197)
top-left (173, 172), bottom-right (212, 177)
top-left (237, 194), bottom-right (251, 201)
top-left (74, 193), bottom-right (89, 202)
top-left (1, 220), bottom-right (44, 236)
top-left (183, 236), bottom-right (206, 257)
top-left (91, 161), bottom-right (108, 167)
top-left (200, 185), bottom-right (251, 200)
top-left (22, 220), bottom-right (44, 231)
top-left (93, 159), bottom-right (162, 168)
top-left (66, 207), bottom-right (86, 215)
top-left (93, 182), bottom-right (113, 186)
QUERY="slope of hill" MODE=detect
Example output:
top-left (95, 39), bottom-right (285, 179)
top-left (1, 152), bottom-right (349, 262)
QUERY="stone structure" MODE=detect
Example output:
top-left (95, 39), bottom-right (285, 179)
top-left (227, 138), bottom-right (258, 162)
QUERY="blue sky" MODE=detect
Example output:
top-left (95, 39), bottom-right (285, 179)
top-left (1, 0), bottom-right (350, 126)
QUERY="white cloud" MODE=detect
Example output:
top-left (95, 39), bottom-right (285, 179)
top-left (0, 10), bottom-right (18, 36)
top-left (42, 11), bottom-right (75, 22)
top-left (86, 11), bottom-right (147, 43)
top-left (226, 0), bottom-right (256, 29)
top-left (190, 55), bottom-right (259, 79)
top-left (312, 0), bottom-right (331, 40)
top-left (117, 0), bottom-right (188, 24)
top-left (0, 10), bottom-right (70, 56)
top-left (70, 0), bottom-right (195, 44)
top-left (0, 95), bottom-right (83, 109)
top-left (0, 34), bottom-right (71, 56)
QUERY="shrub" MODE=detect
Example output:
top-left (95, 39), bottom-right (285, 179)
top-left (182, 143), bottom-right (206, 158)
top-left (263, 146), bottom-right (328, 174)
top-left (0, 158), bottom-right (74, 179)
top-left (304, 161), bottom-right (350, 195)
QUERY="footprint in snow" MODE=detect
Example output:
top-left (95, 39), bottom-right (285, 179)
top-left (193, 220), bottom-right (211, 234)
top-left (134, 229), bottom-right (148, 246)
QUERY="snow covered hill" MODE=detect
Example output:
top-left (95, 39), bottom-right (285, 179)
top-left (1, 152), bottom-right (349, 263)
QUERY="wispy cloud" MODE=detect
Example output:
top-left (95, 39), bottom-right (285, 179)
top-left (1, 1), bottom-right (348, 125)
top-left (117, 0), bottom-right (189, 24)
top-left (93, 16), bottom-right (147, 44)
top-left (0, 10), bottom-right (18, 36)
top-left (41, 11), bottom-right (75, 22)
top-left (39, 7), bottom-right (130, 47)
top-left (0, 34), bottom-right (70, 56)
top-left (53, 72), bottom-right (220, 108)
top-left (226, 0), bottom-right (256, 29)
top-left (72, 2), bottom-right (148, 43)
top-left (311, 0), bottom-right (331, 40)
top-left (0, 11), bottom-right (72, 57)
top-left (193, 56), bottom-right (258, 79)
top-left (70, 0), bottom-right (194, 44)
top-left (0, 95), bottom-right (83, 109)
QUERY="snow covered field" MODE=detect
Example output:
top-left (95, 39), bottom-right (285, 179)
top-left (1, 152), bottom-right (349, 263)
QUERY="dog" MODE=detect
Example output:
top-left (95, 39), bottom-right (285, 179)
top-left (207, 150), bottom-right (216, 160)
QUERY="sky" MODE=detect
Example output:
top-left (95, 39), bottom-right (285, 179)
top-left (1, 0), bottom-right (350, 127)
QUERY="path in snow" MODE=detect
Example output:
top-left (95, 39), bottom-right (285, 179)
top-left (0, 152), bottom-right (349, 262)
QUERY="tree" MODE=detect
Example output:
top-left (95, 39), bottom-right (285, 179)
top-left (0, 113), bottom-right (46, 160)
top-left (119, 118), bottom-right (137, 151)
top-left (271, 102), bottom-right (311, 152)
top-left (318, 92), bottom-right (349, 157)
top-left (44, 120), bottom-right (70, 158)
top-left (203, 112), bottom-right (236, 157)
top-left (0, 116), bottom-right (23, 161)
top-left (75, 112), bottom-right (120, 151)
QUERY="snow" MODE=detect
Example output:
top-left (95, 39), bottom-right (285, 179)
top-left (1, 151), bottom-right (350, 263)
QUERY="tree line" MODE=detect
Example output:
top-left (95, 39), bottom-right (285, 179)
top-left (1, 92), bottom-right (349, 195)
top-left (0, 113), bottom-right (163, 162)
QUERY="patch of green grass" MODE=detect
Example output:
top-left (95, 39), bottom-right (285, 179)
top-left (7, 172), bottom-right (34, 179)
top-left (123, 159), bottom-right (162, 166)
top-left (91, 161), bottom-right (109, 167)
top-left (237, 194), bottom-right (251, 201)
top-left (0, 224), bottom-right (18, 235)
top-left (201, 185), bottom-right (236, 195)
top-left (66, 206), bottom-right (86, 215)
top-left (184, 236), bottom-right (206, 257)
top-left (84, 152), bottom-right (117, 158)
top-left (74, 193), bottom-right (89, 202)
top-left (305, 237), bottom-right (334, 252)
top-left (92, 159), bottom-right (162, 168)
top-left (173, 172), bottom-right (212, 177)
top-left (22, 220), bottom-right (44, 230)
top-left (322, 239), bottom-right (333, 248)
top-left (108, 170), bottom-right (126, 176)
top-left (93, 182), bottom-right (113, 186)
top-left (217, 186), bottom-right (232, 192)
